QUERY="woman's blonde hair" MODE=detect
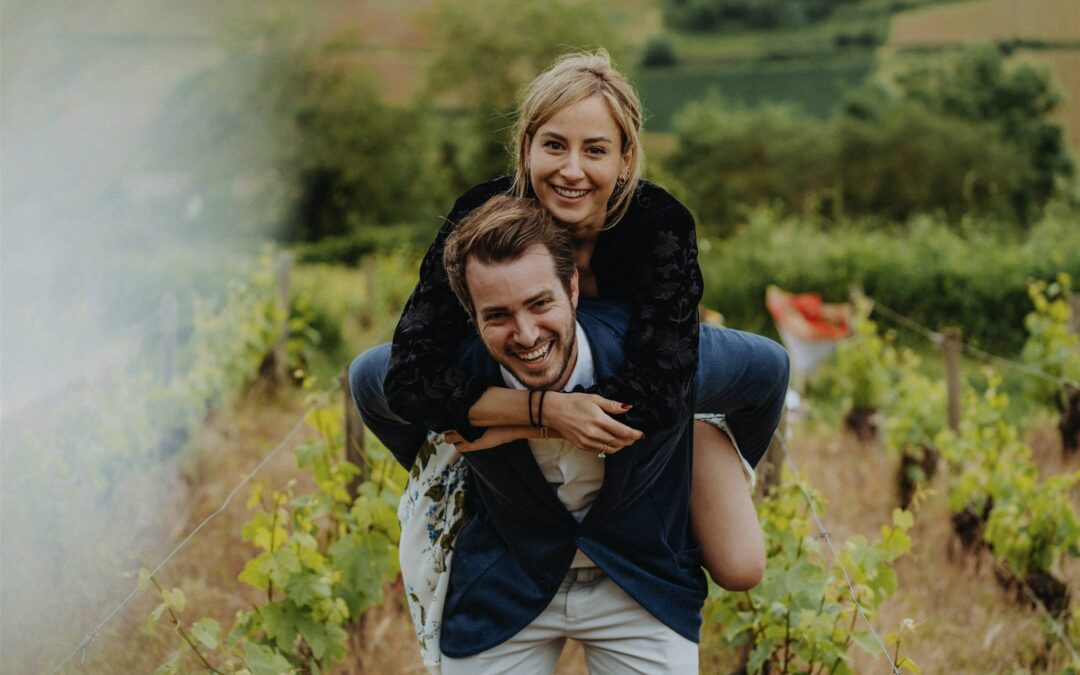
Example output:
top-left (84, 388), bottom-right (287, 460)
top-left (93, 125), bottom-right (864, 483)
top-left (511, 49), bottom-right (644, 230)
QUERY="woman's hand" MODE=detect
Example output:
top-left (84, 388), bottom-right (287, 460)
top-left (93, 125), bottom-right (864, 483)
top-left (542, 392), bottom-right (644, 454)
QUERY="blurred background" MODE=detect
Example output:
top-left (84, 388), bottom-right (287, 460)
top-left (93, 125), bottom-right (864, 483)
top-left (2, 0), bottom-right (1079, 672)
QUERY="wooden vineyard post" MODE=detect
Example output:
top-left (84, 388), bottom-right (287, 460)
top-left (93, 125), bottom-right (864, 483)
top-left (943, 328), bottom-right (962, 432)
top-left (342, 365), bottom-right (367, 497)
top-left (161, 292), bottom-right (178, 385)
top-left (758, 416), bottom-right (787, 498)
top-left (272, 251), bottom-right (293, 388)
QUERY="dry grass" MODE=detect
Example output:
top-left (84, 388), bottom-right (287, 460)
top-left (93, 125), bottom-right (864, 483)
top-left (786, 411), bottom-right (1080, 674)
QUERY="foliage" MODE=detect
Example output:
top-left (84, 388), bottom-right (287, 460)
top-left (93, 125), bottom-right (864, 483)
top-left (659, 0), bottom-right (847, 32)
top-left (889, 48), bottom-right (1074, 224)
top-left (835, 96), bottom-right (1029, 222)
top-left (422, 0), bottom-right (626, 186)
top-left (641, 36), bottom-right (678, 67)
top-left (175, 247), bottom-right (319, 416)
top-left (706, 472), bottom-right (917, 674)
top-left (637, 59), bottom-right (873, 133)
top-left (885, 353), bottom-right (947, 455)
top-left (290, 255), bottom-right (421, 380)
top-left (812, 298), bottom-right (898, 414)
top-left (146, 397), bottom-right (407, 674)
top-left (665, 48), bottom-right (1073, 228)
top-left (664, 96), bottom-right (836, 233)
top-left (698, 205), bottom-right (1080, 353)
top-left (147, 3), bottom-right (453, 244)
top-left (937, 381), bottom-right (1080, 576)
top-left (1020, 273), bottom-right (1080, 408)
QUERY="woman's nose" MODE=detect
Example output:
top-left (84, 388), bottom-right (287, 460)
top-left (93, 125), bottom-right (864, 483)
top-left (560, 152), bottom-right (585, 181)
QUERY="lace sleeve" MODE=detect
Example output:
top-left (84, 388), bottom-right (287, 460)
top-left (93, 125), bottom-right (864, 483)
top-left (383, 181), bottom-right (509, 440)
top-left (590, 192), bottom-right (703, 433)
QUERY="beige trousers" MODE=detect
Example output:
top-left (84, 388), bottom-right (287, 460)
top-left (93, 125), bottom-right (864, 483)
top-left (440, 568), bottom-right (698, 675)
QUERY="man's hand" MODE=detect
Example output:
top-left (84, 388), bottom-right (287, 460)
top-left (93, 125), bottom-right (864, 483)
top-left (443, 426), bottom-right (562, 453)
top-left (543, 392), bottom-right (643, 454)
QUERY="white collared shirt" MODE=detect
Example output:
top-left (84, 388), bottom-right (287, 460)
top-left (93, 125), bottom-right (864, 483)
top-left (500, 322), bottom-right (602, 567)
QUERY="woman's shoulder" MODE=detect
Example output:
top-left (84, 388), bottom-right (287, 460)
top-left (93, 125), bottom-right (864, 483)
top-left (623, 179), bottom-right (694, 226)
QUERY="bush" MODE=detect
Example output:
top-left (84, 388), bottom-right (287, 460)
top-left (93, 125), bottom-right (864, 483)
top-left (698, 206), bottom-right (1080, 353)
top-left (665, 96), bottom-right (836, 234)
top-left (641, 36), bottom-right (678, 67)
top-left (665, 49), bottom-right (1073, 228)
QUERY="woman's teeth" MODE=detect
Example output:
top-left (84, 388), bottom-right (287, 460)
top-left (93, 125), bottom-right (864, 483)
top-left (552, 186), bottom-right (589, 199)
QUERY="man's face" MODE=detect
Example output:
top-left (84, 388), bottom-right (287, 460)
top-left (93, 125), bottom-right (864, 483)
top-left (466, 244), bottom-right (579, 391)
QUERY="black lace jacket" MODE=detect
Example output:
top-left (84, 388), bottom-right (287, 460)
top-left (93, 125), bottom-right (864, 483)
top-left (384, 176), bottom-right (703, 440)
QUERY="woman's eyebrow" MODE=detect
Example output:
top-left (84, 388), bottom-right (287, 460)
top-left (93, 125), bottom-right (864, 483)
top-left (538, 130), bottom-right (614, 145)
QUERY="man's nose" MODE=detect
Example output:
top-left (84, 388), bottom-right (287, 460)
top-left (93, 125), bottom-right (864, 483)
top-left (513, 315), bottom-right (541, 346)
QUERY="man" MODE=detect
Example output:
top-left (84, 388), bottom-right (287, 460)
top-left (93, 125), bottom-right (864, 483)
top-left (431, 195), bottom-right (705, 673)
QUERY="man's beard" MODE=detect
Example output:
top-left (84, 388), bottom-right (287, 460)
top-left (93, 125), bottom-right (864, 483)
top-left (512, 325), bottom-right (576, 391)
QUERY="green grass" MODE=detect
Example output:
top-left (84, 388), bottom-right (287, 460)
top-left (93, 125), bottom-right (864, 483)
top-left (657, 0), bottom-right (962, 63)
top-left (636, 57), bottom-right (874, 131)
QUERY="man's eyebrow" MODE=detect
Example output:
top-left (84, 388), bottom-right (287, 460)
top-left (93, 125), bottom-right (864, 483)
top-left (538, 130), bottom-right (614, 145)
top-left (525, 290), bottom-right (555, 305)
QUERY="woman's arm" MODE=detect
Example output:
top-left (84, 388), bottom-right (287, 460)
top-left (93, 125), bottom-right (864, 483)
top-left (467, 387), bottom-right (643, 452)
top-left (383, 179), bottom-right (512, 441)
top-left (590, 186), bottom-right (704, 433)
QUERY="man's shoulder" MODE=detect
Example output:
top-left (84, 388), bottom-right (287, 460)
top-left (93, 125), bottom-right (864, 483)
top-left (577, 300), bottom-right (633, 334)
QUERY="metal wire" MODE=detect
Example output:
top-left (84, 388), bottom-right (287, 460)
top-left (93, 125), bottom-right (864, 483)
top-left (47, 407), bottom-right (313, 674)
top-left (779, 434), bottom-right (903, 675)
top-left (870, 300), bottom-right (1079, 388)
top-left (995, 560), bottom-right (1080, 667)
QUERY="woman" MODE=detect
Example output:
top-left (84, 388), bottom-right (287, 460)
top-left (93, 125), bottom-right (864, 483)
top-left (351, 49), bottom-right (788, 667)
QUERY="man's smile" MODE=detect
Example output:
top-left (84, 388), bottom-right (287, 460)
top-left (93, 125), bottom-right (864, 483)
top-left (512, 338), bottom-right (554, 364)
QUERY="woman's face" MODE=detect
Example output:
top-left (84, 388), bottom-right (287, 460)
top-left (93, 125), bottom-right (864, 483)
top-left (526, 95), bottom-right (630, 236)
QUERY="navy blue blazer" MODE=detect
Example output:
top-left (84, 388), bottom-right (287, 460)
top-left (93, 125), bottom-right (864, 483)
top-left (440, 300), bottom-right (706, 658)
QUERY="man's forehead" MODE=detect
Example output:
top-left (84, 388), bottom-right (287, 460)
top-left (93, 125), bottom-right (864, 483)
top-left (466, 248), bottom-right (561, 306)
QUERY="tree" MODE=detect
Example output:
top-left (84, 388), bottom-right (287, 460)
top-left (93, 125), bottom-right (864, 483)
top-left (889, 48), bottom-right (1074, 225)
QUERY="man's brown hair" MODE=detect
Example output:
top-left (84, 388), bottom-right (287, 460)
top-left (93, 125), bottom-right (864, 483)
top-left (443, 195), bottom-right (576, 318)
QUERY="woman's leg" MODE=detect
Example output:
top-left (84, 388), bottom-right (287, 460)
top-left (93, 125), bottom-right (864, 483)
top-left (691, 420), bottom-right (765, 590)
top-left (694, 325), bottom-right (789, 468)
top-left (690, 325), bottom-right (785, 589)
top-left (348, 343), bottom-right (429, 469)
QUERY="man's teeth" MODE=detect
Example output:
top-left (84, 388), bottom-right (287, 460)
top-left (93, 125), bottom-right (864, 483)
top-left (517, 341), bottom-right (553, 362)
top-left (552, 186), bottom-right (589, 199)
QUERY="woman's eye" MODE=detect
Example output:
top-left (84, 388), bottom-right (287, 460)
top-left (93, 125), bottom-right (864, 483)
top-left (587, 146), bottom-right (607, 155)
top-left (543, 140), bottom-right (563, 151)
